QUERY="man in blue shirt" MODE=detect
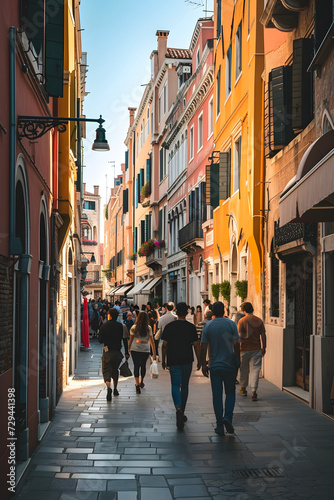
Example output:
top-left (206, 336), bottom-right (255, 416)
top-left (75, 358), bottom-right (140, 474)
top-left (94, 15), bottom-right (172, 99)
top-left (201, 301), bottom-right (239, 436)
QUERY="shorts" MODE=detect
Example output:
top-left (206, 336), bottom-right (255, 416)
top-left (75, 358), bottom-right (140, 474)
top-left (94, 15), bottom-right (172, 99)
top-left (102, 350), bottom-right (123, 382)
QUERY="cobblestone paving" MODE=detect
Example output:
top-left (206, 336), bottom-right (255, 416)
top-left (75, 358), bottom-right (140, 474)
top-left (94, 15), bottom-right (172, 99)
top-left (14, 338), bottom-right (334, 500)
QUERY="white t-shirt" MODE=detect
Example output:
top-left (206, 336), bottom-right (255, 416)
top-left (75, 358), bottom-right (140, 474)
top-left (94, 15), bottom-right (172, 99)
top-left (130, 325), bottom-right (152, 353)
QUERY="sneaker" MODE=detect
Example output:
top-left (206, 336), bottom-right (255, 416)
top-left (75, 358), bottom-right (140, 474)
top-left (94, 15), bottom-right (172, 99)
top-left (223, 418), bottom-right (234, 434)
top-left (106, 388), bottom-right (112, 401)
top-left (214, 426), bottom-right (225, 436)
top-left (140, 381), bottom-right (145, 388)
top-left (240, 387), bottom-right (247, 397)
top-left (252, 391), bottom-right (258, 401)
top-left (176, 410), bottom-right (184, 430)
top-left (135, 385), bottom-right (141, 394)
top-left (113, 388), bottom-right (119, 396)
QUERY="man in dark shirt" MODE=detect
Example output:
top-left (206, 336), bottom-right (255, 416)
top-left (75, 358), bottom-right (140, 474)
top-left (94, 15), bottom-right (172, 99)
top-left (162, 302), bottom-right (198, 430)
top-left (98, 308), bottom-right (124, 401)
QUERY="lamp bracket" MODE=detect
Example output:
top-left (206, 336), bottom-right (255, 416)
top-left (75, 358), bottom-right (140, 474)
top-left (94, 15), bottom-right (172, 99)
top-left (18, 115), bottom-right (105, 140)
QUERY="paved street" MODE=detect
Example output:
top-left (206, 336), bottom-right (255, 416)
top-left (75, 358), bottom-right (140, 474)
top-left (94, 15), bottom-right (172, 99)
top-left (14, 338), bottom-right (334, 500)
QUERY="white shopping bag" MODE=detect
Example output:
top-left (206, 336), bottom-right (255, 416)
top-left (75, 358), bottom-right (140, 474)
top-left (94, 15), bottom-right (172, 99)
top-left (150, 360), bottom-right (159, 379)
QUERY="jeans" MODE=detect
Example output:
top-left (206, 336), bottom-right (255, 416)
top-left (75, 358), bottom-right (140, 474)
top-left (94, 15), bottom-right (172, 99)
top-left (239, 350), bottom-right (262, 391)
top-left (210, 367), bottom-right (236, 426)
top-left (169, 364), bottom-right (192, 411)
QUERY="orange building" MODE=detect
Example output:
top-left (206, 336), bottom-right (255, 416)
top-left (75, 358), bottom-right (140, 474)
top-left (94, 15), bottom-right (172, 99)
top-left (211, 0), bottom-right (265, 314)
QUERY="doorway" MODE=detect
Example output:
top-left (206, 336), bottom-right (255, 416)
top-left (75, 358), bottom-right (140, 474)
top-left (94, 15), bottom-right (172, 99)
top-left (286, 256), bottom-right (313, 391)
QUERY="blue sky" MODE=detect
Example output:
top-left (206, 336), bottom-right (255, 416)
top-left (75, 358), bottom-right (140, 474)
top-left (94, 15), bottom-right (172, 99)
top-left (80, 0), bottom-right (213, 208)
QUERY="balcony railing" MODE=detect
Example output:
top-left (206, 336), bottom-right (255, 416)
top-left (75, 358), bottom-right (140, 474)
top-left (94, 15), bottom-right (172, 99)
top-left (145, 246), bottom-right (163, 270)
top-left (85, 271), bottom-right (102, 284)
top-left (274, 221), bottom-right (317, 247)
top-left (179, 219), bottom-right (204, 252)
top-left (82, 238), bottom-right (98, 246)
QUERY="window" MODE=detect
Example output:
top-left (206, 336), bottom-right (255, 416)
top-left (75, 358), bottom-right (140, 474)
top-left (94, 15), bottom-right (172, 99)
top-left (151, 110), bottom-right (154, 135)
top-left (196, 48), bottom-right (200, 69)
top-left (216, 67), bottom-right (221, 117)
top-left (158, 96), bottom-right (161, 123)
top-left (208, 97), bottom-right (213, 137)
top-left (183, 97), bottom-right (186, 108)
top-left (84, 201), bottom-right (95, 210)
top-left (163, 82), bottom-right (168, 114)
top-left (189, 125), bottom-right (194, 161)
top-left (226, 45), bottom-right (232, 97)
top-left (235, 23), bottom-right (242, 80)
top-left (159, 147), bottom-right (164, 182)
top-left (233, 137), bottom-right (241, 193)
top-left (216, 0), bottom-right (222, 38)
top-left (198, 113), bottom-right (203, 150)
top-left (146, 108), bottom-right (150, 136)
top-left (141, 119), bottom-right (145, 147)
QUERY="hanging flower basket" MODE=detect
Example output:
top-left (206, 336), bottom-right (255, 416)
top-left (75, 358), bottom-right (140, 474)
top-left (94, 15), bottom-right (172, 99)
top-left (138, 239), bottom-right (165, 258)
top-left (127, 253), bottom-right (137, 261)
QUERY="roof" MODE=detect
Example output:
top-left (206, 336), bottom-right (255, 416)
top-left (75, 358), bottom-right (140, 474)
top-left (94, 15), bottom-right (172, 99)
top-left (166, 48), bottom-right (191, 59)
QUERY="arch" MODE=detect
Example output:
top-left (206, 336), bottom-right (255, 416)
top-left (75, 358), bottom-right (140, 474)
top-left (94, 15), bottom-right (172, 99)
top-left (322, 109), bottom-right (334, 134)
top-left (15, 155), bottom-right (30, 253)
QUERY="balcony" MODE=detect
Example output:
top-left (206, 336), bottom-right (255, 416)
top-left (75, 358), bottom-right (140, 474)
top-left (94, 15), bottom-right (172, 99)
top-left (85, 271), bottom-right (102, 284)
top-left (261, 0), bottom-right (309, 31)
top-left (179, 219), bottom-right (204, 254)
top-left (82, 238), bottom-right (98, 246)
top-left (146, 246), bottom-right (163, 271)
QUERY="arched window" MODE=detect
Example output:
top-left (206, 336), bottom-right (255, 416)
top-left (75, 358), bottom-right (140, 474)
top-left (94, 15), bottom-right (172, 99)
top-left (323, 112), bottom-right (333, 134)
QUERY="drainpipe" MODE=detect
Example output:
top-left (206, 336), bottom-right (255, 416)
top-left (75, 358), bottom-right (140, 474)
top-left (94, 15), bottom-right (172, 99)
top-left (9, 27), bottom-right (22, 255)
top-left (76, 98), bottom-right (82, 201)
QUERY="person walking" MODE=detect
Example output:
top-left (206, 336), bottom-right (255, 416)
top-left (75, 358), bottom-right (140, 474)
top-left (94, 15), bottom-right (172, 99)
top-left (194, 305), bottom-right (202, 326)
top-left (90, 304), bottom-right (100, 337)
top-left (238, 302), bottom-right (267, 401)
top-left (194, 309), bottom-right (213, 369)
top-left (161, 302), bottom-right (198, 431)
top-left (203, 298), bottom-right (211, 317)
top-left (128, 312), bottom-right (156, 394)
top-left (157, 301), bottom-right (177, 334)
top-left (201, 301), bottom-right (239, 436)
top-left (148, 310), bottom-right (160, 361)
top-left (98, 308), bottom-right (124, 401)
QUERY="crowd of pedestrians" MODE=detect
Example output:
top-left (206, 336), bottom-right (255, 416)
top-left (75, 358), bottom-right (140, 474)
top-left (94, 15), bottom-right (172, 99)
top-left (85, 295), bottom-right (266, 435)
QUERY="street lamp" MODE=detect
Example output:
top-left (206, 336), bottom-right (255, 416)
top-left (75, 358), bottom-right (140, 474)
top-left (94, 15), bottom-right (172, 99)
top-left (83, 252), bottom-right (96, 263)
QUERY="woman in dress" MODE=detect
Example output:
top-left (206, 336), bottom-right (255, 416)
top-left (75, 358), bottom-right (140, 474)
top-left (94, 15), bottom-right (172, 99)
top-left (128, 312), bottom-right (156, 393)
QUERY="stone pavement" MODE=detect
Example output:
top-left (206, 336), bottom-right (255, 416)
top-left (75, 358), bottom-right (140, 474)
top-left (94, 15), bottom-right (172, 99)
top-left (14, 338), bottom-right (334, 500)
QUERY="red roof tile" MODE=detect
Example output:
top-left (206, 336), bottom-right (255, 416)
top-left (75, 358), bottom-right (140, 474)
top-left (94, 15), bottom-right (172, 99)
top-left (166, 48), bottom-right (191, 59)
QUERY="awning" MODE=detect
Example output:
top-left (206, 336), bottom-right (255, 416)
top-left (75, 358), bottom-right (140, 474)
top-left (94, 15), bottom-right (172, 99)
top-left (108, 284), bottom-right (123, 296)
top-left (141, 277), bottom-right (162, 294)
top-left (114, 282), bottom-right (134, 296)
top-left (127, 278), bottom-right (153, 296)
top-left (279, 130), bottom-right (334, 225)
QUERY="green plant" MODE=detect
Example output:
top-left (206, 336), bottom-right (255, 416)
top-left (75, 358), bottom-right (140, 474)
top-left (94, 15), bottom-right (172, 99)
top-left (140, 182), bottom-right (151, 202)
top-left (220, 280), bottom-right (231, 304)
top-left (104, 204), bottom-right (108, 220)
top-left (235, 280), bottom-right (248, 302)
top-left (127, 253), bottom-right (137, 261)
top-left (211, 283), bottom-right (220, 301)
top-left (102, 267), bottom-right (113, 280)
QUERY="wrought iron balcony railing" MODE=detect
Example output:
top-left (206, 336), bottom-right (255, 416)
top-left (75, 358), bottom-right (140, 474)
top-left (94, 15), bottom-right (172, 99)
top-left (179, 219), bottom-right (204, 252)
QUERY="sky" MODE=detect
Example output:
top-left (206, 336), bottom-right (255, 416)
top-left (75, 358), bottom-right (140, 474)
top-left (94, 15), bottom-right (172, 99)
top-left (80, 0), bottom-right (214, 215)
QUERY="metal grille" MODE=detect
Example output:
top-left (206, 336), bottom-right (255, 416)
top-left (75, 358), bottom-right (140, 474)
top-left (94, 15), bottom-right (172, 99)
top-left (233, 468), bottom-right (285, 479)
top-left (233, 412), bottom-right (262, 423)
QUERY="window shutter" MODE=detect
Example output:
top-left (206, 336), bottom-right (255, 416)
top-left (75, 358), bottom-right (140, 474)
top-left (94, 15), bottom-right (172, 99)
top-left (159, 148), bottom-right (164, 181)
top-left (195, 187), bottom-right (200, 220)
top-left (141, 220), bottom-right (146, 244)
top-left (219, 152), bottom-right (230, 201)
top-left (145, 214), bottom-right (149, 242)
top-left (45, 0), bottom-right (65, 97)
top-left (270, 65), bottom-right (294, 148)
top-left (140, 169), bottom-right (145, 189)
top-left (135, 176), bottom-right (138, 208)
top-left (292, 38), bottom-right (314, 131)
top-left (210, 163), bottom-right (220, 208)
top-left (201, 182), bottom-right (206, 221)
top-left (158, 210), bottom-right (163, 241)
top-left (146, 158), bottom-right (151, 183)
top-left (314, 0), bottom-right (333, 50)
top-left (133, 227), bottom-right (137, 253)
top-left (206, 165), bottom-right (211, 205)
top-left (21, 0), bottom-right (45, 60)
top-left (125, 150), bottom-right (129, 170)
top-left (123, 189), bottom-right (128, 214)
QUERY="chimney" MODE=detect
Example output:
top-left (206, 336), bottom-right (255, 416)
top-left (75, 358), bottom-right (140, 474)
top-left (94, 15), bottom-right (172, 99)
top-left (83, 182), bottom-right (86, 193)
top-left (156, 30), bottom-right (170, 68)
top-left (94, 185), bottom-right (99, 195)
top-left (128, 107), bottom-right (136, 127)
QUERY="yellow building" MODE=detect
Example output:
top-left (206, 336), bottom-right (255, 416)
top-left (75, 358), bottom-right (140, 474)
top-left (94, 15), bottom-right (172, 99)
top-left (211, 0), bottom-right (265, 313)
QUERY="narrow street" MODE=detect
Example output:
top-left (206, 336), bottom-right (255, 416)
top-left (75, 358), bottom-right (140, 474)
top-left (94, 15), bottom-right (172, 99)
top-left (14, 339), bottom-right (334, 500)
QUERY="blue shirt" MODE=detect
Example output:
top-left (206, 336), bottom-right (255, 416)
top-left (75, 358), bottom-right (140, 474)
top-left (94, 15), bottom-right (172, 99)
top-left (202, 317), bottom-right (239, 370)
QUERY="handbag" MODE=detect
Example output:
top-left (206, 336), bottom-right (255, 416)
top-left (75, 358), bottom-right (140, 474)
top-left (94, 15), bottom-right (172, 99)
top-left (119, 360), bottom-right (132, 377)
top-left (150, 360), bottom-right (159, 379)
top-left (154, 328), bottom-right (162, 341)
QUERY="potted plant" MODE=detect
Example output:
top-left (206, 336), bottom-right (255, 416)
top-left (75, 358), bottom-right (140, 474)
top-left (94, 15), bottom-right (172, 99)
top-left (220, 280), bottom-right (231, 305)
top-left (235, 280), bottom-right (248, 302)
top-left (127, 253), bottom-right (137, 261)
top-left (211, 283), bottom-right (220, 301)
top-left (140, 182), bottom-right (151, 203)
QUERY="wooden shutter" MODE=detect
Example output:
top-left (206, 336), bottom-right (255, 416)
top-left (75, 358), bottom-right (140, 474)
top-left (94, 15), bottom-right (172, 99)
top-left (270, 65), bottom-right (294, 148)
top-left (159, 148), bottom-right (164, 181)
top-left (195, 187), bottom-right (200, 220)
top-left (206, 165), bottom-right (211, 205)
top-left (45, 0), bottom-right (65, 97)
top-left (146, 158), bottom-right (151, 183)
top-left (135, 176), bottom-right (138, 208)
top-left (133, 227), bottom-right (137, 253)
top-left (219, 152), bottom-right (230, 201)
top-left (200, 182), bottom-right (206, 221)
top-left (140, 169), bottom-right (145, 189)
top-left (292, 38), bottom-right (314, 131)
top-left (141, 220), bottom-right (145, 244)
top-left (122, 189), bottom-right (128, 214)
top-left (210, 162), bottom-right (219, 208)
top-left (21, 0), bottom-right (45, 59)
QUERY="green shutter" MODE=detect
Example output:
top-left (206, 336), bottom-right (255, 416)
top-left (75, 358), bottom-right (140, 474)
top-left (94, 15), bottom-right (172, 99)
top-left (125, 150), bottom-right (129, 170)
top-left (133, 228), bottom-right (137, 253)
top-left (158, 210), bottom-right (163, 241)
top-left (270, 65), bottom-right (294, 148)
top-left (45, 0), bottom-right (65, 97)
top-left (146, 158), bottom-right (151, 183)
top-left (292, 38), bottom-right (313, 131)
top-left (123, 189), bottom-right (128, 214)
top-left (140, 169), bottom-right (145, 189)
top-left (141, 220), bottom-right (145, 244)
